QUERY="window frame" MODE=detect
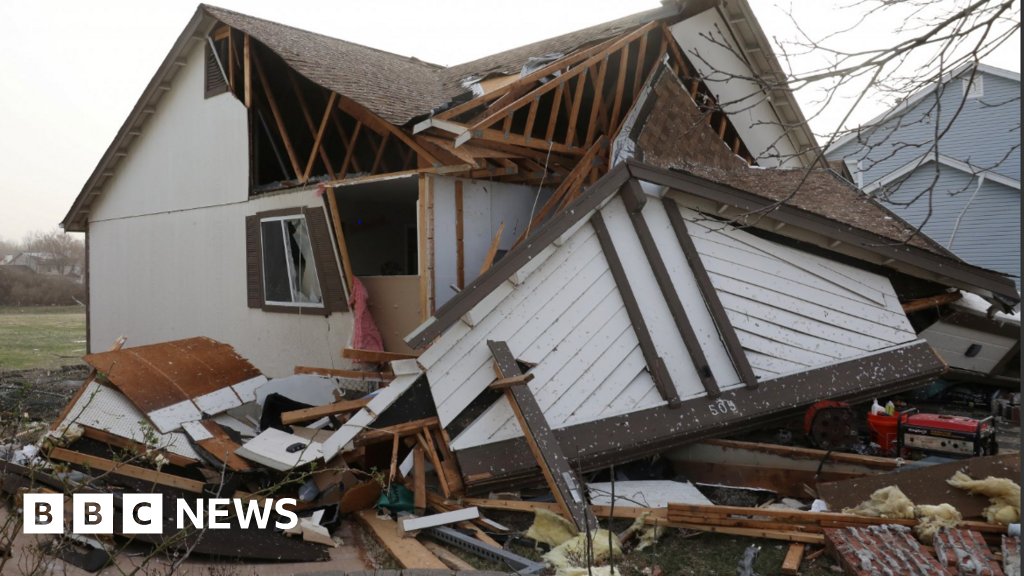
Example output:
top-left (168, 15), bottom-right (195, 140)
top-left (250, 207), bottom-right (333, 316)
top-left (259, 214), bottom-right (325, 311)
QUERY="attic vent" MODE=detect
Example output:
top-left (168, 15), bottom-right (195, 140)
top-left (205, 38), bottom-right (229, 99)
top-left (962, 75), bottom-right (984, 99)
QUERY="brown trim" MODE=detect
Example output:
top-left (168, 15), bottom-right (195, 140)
top-left (455, 340), bottom-right (946, 491)
top-left (305, 206), bottom-right (349, 313)
top-left (592, 210), bottom-right (679, 406)
top-left (623, 179), bottom-right (719, 398)
top-left (663, 196), bottom-right (759, 390)
top-left (624, 161), bottom-right (1020, 303)
top-left (406, 163), bottom-right (631, 348)
top-left (489, 341), bottom-right (598, 531)
top-left (251, 207), bottom-right (334, 316)
top-left (84, 224), bottom-right (91, 355)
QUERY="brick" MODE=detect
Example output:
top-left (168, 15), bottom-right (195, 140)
top-left (934, 528), bottom-right (1004, 576)
top-left (825, 525), bottom-right (947, 576)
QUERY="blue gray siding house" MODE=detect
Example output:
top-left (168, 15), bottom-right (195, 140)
top-left (827, 64), bottom-right (1021, 290)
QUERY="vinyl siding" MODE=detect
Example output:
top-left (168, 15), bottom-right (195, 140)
top-left (829, 71), bottom-right (1021, 184)
top-left (880, 164), bottom-right (1020, 289)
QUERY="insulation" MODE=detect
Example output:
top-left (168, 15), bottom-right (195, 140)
top-left (543, 530), bottom-right (622, 570)
top-left (843, 485), bottom-right (916, 519)
top-left (526, 508), bottom-right (579, 548)
top-left (556, 568), bottom-right (623, 576)
top-left (948, 472), bottom-right (1022, 526)
top-left (914, 504), bottom-right (963, 545)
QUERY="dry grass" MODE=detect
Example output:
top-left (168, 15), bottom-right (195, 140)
top-left (0, 306), bottom-right (86, 371)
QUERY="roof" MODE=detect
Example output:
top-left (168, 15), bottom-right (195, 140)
top-left (863, 152), bottom-right (1021, 194)
top-left (630, 63), bottom-right (956, 257)
top-left (202, 5), bottom-right (448, 126)
top-left (827, 62), bottom-right (1022, 155)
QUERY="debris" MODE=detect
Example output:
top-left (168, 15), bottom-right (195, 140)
top-left (543, 530), bottom-right (622, 570)
top-left (915, 503), bottom-right (964, 544)
top-left (948, 472), bottom-right (1022, 526)
top-left (933, 528), bottom-right (1004, 575)
top-left (233, 428), bottom-right (323, 471)
top-left (400, 507), bottom-right (480, 532)
top-left (781, 543), bottom-right (805, 576)
top-left (353, 509), bottom-right (447, 569)
top-left (842, 485), bottom-right (916, 519)
top-left (825, 525), bottom-right (947, 576)
top-left (1004, 536), bottom-right (1021, 576)
top-left (527, 507), bottom-right (580, 548)
top-left (737, 544), bottom-right (761, 576)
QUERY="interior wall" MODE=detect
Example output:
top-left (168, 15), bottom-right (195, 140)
top-left (430, 176), bottom-right (552, 309)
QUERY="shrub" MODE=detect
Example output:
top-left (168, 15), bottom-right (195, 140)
top-left (0, 268), bottom-right (85, 307)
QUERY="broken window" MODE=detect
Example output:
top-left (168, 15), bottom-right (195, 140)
top-left (260, 216), bottom-right (323, 308)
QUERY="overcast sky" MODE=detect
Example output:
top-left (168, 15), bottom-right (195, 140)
top-left (0, 0), bottom-right (1018, 241)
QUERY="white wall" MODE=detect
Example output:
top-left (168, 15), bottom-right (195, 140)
top-left (89, 41), bottom-right (249, 222)
top-left (86, 41), bottom-right (355, 377)
top-left (431, 176), bottom-right (551, 309)
top-left (671, 11), bottom-right (803, 168)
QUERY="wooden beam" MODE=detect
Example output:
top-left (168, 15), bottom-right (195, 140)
top-left (479, 222), bottom-right (505, 275)
top-left (325, 188), bottom-right (355, 293)
top-left (489, 372), bottom-right (535, 390)
top-left (782, 543), bottom-right (806, 575)
top-left (663, 197), bottom-right (759, 390)
top-left (545, 79), bottom-right (567, 144)
top-left (243, 34), bottom-right (251, 108)
top-left (48, 448), bottom-right (205, 493)
top-left (565, 68), bottom-right (588, 148)
top-left (79, 426), bottom-right (196, 468)
top-left (622, 181), bottom-right (715, 401)
top-left (488, 340), bottom-right (598, 532)
top-left (294, 366), bottom-right (395, 381)
top-left (592, 210), bottom-right (679, 406)
top-left (354, 417), bottom-right (440, 448)
top-left (329, 106), bottom-right (362, 174)
top-left (338, 121), bottom-right (363, 179)
top-left (303, 92), bottom-right (338, 182)
top-left (413, 445), bottom-right (426, 514)
top-left (632, 31), bottom-right (651, 98)
top-left (227, 29), bottom-right (235, 91)
top-left (418, 430), bottom-right (451, 498)
top-left (251, 48), bottom-right (303, 182)
top-left (371, 132), bottom-right (391, 175)
top-left (281, 397), bottom-right (374, 425)
top-left (354, 510), bottom-right (448, 569)
top-left (610, 43), bottom-right (630, 136)
top-left (341, 348), bottom-right (419, 363)
top-left (902, 292), bottom-right (963, 313)
top-left (336, 95), bottom-right (441, 167)
top-left (661, 23), bottom-right (692, 78)
top-left (459, 125), bottom-right (583, 155)
top-left (585, 58), bottom-right (610, 147)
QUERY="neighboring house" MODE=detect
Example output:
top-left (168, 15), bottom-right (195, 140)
top-left (0, 252), bottom-right (83, 280)
top-left (827, 64), bottom-right (1021, 291)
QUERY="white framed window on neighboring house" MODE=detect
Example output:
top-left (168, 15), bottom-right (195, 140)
top-left (963, 75), bottom-right (985, 99)
top-left (245, 207), bottom-right (349, 315)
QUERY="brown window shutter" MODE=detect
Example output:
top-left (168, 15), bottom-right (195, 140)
top-left (305, 208), bottom-right (349, 313)
top-left (205, 40), bottom-right (229, 99)
top-left (245, 215), bottom-right (264, 309)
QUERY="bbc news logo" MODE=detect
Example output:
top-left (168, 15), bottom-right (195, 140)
top-left (23, 494), bottom-right (298, 534)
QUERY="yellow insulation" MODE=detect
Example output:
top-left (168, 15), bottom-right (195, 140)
top-left (543, 530), bottom-right (622, 569)
top-left (842, 486), bottom-right (916, 519)
top-left (914, 504), bottom-right (963, 544)
top-left (947, 472), bottom-right (1021, 526)
top-left (526, 508), bottom-right (579, 548)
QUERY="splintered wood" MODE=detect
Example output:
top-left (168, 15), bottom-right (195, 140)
top-left (825, 526), bottom-right (946, 576)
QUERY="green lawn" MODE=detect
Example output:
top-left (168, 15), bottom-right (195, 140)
top-left (0, 306), bottom-right (87, 371)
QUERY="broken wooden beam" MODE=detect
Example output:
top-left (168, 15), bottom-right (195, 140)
top-left (48, 448), bottom-right (205, 493)
top-left (782, 543), bottom-right (806, 575)
top-left (489, 372), bottom-right (535, 390)
top-left (488, 340), bottom-right (598, 532)
top-left (294, 365), bottom-right (395, 382)
top-left (353, 417), bottom-right (440, 447)
top-left (354, 509), bottom-right (448, 569)
top-left (341, 348), bottom-right (419, 363)
top-left (902, 291), bottom-right (963, 313)
top-left (280, 397), bottom-right (374, 425)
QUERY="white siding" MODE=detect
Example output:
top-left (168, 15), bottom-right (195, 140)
top-left (920, 319), bottom-right (1017, 374)
top-left (431, 193), bottom-right (916, 453)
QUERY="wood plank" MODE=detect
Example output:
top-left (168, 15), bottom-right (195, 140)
top-left (413, 446), bottom-right (426, 514)
top-left (664, 198), bottom-right (759, 390)
top-left (287, 72), bottom-right (336, 179)
top-left (251, 48), bottom-right (303, 181)
top-left (565, 68), bottom-right (588, 147)
top-left (622, 180), bottom-right (717, 400)
top-left (585, 58), bottom-right (610, 146)
top-left (421, 540), bottom-right (475, 571)
top-left (79, 425), bottom-right (196, 468)
top-left (371, 132), bottom-right (391, 175)
top-left (243, 34), bottom-right (251, 108)
top-left (294, 366), bottom-right (395, 382)
top-left (591, 210), bottom-right (678, 406)
top-left (489, 373), bottom-right (535, 390)
top-left (479, 222), bottom-right (505, 275)
top-left (338, 121), bottom-right (363, 179)
top-left (280, 397), bottom-right (374, 425)
top-left (48, 448), bottom-right (205, 493)
top-left (418, 431), bottom-right (451, 498)
top-left (782, 543), bottom-right (806, 575)
top-left (303, 92), bottom-right (338, 182)
top-left (545, 79), bottom-right (567, 144)
top-left (489, 340), bottom-right (598, 532)
top-left (336, 95), bottom-right (440, 167)
top-left (354, 417), bottom-right (440, 448)
top-left (610, 43), bottom-right (630, 135)
top-left (341, 348), bottom-right (419, 363)
top-left (354, 509), bottom-right (448, 569)
top-left (197, 420), bottom-right (253, 471)
top-left (325, 188), bottom-right (355, 293)
top-left (902, 292), bottom-right (963, 313)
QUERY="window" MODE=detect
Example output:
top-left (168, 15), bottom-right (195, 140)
top-left (963, 75), bottom-right (984, 99)
top-left (261, 216), bottom-right (322, 308)
top-left (245, 207), bottom-right (349, 315)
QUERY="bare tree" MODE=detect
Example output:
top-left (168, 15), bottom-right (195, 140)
top-left (684, 0), bottom-right (1020, 234)
top-left (22, 229), bottom-right (84, 275)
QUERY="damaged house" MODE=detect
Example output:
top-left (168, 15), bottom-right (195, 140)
top-left (54, 0), bottom-right (1020, 534)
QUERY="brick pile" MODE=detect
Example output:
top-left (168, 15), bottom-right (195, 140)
top-left (825, 525), bottom-right (947, 576)
top-left (933, 528), bottom-right (1004, 576)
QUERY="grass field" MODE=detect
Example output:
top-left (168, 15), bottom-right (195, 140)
top-left (0, 306), bottom-right (87, 371)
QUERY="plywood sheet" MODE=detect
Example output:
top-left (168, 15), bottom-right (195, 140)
top-left (817, 453), bottom-right (1020, 519)
top-left (588, 480), bottom-right (713, 508)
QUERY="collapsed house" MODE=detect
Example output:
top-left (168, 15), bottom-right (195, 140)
top-left (25, 0), bottom-right (1022, 572)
